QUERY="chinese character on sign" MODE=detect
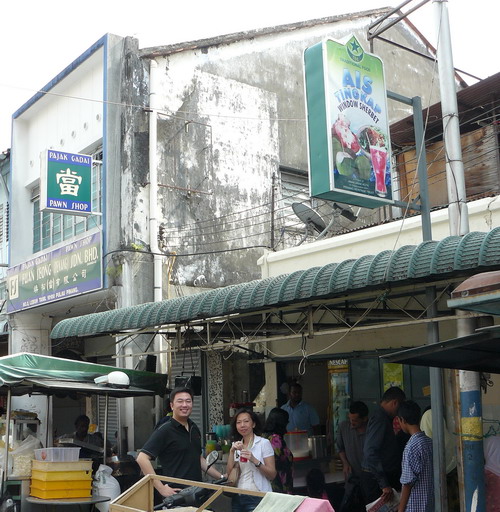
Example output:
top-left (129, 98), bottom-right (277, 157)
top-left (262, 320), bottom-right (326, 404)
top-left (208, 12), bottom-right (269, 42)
top-left (56, 168), bottom-right (83, 196)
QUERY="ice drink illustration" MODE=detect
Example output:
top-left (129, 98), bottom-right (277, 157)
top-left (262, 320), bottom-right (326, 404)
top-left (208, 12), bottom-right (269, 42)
top-left (358, 125), bottom-right (389, 197)
top-left (370, 144), bottom-right (388, 196)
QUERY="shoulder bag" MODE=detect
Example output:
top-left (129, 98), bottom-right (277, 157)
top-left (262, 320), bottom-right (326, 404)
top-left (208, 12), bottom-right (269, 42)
top-left (226, 462), bottom-right (240, 487)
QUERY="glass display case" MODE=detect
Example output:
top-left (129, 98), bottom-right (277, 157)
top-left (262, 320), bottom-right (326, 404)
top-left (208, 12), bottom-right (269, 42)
top-left (0, 417), bottom-right (40, 443)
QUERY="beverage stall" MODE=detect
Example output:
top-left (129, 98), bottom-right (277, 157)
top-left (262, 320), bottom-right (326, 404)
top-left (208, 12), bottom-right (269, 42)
top-left (0, 352), bottom-right (166, 511)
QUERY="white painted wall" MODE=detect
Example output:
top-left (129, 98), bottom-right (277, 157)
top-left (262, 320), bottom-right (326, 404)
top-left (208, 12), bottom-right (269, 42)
top-left (9, 313), bottom-right (52, 443)
top-left (259, 196), bottom-right (500, 277)
top-left (10, 50), bottom-right (104, 265)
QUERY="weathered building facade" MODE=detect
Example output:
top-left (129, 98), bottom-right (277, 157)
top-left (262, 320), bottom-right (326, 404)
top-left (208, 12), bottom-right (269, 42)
top-left (8, 8), bottom-right (449, 447)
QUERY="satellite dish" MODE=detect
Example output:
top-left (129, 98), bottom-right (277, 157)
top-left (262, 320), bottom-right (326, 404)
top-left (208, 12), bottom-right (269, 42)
top-left (292, 203), bottom-right (327, 234)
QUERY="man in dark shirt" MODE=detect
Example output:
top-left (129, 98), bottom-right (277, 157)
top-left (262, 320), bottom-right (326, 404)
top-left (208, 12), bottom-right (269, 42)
top-left (337, 401), bottom-right (369, 511)
top-left (361, 386), bottom-right (406, 505)
top-left (136, 387), bottom-right (223, 498)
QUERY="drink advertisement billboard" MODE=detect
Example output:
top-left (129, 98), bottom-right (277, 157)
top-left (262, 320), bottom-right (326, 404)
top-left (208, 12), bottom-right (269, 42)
top-left (304, 36), bottom-right (394, 208)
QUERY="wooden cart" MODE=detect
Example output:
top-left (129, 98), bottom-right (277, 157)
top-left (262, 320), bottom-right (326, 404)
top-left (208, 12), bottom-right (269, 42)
top-left (109, 474), bottom-right (265, 512)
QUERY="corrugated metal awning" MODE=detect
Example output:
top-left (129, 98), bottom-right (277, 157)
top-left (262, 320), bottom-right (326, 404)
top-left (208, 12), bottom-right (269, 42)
top-left (381, 325), bottom-right (500, 374)
top-left (50, 229), bottom-right (500, 339)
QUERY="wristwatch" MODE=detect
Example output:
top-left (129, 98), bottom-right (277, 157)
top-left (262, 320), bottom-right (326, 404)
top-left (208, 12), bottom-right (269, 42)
top-left (254, 460), bottom-right (262, 467)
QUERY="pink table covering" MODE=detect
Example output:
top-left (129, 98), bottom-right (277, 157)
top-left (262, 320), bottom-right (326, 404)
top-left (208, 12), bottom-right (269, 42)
top-left (296, 497), bottom-right (335, 512)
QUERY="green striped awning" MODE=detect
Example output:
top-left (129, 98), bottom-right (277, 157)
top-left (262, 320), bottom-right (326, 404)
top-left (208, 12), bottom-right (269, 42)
top-left (50, 229), bottom-right (500, 339)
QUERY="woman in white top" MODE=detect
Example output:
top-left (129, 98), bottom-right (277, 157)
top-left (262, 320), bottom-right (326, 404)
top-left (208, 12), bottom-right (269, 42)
top-left (226, 409), bottom-right (276, 512)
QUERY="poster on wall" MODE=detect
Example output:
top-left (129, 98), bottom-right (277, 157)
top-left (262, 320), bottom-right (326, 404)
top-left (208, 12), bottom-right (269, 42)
top-left (304, 35), bottom-right (394, 208)
top-left (383, 363), bottom-right (404, 391)
top-left (40, 150), bottom-right (93, 215)
top-left (328, 359), bottom-right (350, 450)
top-left (6, 232), bottom-right (103, 313)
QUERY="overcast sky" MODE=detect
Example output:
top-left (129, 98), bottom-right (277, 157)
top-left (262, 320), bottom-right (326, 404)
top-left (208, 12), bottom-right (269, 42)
top-left (0, 0), bottom-right (497, 150)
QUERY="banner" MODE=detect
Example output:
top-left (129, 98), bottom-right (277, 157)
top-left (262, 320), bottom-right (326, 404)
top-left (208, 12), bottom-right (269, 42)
top-left (304, 36), bottom-right (394, 208)
top-left (7, 232), bottom-right (102, 313)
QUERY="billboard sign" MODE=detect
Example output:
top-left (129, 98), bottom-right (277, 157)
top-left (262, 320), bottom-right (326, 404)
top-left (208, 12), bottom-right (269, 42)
top-left (40, 150), bottom-right (93, 215)
top-left (304, 36), bottom-right (394, 208)
top-left (7, 232), bottom-right (102, 313)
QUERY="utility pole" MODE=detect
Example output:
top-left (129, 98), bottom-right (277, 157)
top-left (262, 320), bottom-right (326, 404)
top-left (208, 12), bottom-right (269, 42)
top-left (433, 1), bottom-right (484, 511)
top-left (149, 59), bottom-right (164, 425)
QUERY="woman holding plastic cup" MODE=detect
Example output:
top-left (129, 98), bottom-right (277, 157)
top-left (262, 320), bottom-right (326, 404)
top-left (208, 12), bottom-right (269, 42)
top-left (227, 409), bottom-right (276, 512)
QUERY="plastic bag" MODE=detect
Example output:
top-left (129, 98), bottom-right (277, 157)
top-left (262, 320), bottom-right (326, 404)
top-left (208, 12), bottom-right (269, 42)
top-left (9, 435), bottom-right (41, 476)
top-left (92, 464), bottom-right (121, 512)
top-left (366, 489), bottom-right (400, 512)
top-left (0, 493), bottom-right (17, 512)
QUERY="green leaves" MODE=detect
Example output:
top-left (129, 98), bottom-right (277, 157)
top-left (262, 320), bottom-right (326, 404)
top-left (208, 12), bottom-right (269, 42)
top-left (336, 152), bottom-right (355, 176)
top-left (355, 155), bottom-right (372, 180)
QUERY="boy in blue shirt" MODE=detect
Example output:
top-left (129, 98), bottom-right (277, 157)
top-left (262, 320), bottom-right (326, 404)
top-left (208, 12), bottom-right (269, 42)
top-left (397, 401), bottom-right (434, 512)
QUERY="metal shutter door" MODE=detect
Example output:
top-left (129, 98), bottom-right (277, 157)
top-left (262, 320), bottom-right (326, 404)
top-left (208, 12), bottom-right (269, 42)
top-left (170, 350), bottom-right (206, 433)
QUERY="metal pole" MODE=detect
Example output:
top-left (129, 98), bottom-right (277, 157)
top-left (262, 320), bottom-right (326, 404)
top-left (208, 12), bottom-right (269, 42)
top-left (389, 89), bottom-right (448, 511)
top-left (149, 59), bottom-right (163, 425)
top-left (103, 394), bottom-right (109, 466)
top-left (270, 173), bottom-right (276, 250)
top-left (433, 1), bottom-right (482, 510)
top-left (415, 93), bottom-right (447, 512)
top-left (427, 290), bottom-right (447, 512)
top-left (412, 96), bottom-right (432, 241)
top-left (457, 317), bottom-right (484, 512)
top-left (2, 388), bottom-right (11, 492)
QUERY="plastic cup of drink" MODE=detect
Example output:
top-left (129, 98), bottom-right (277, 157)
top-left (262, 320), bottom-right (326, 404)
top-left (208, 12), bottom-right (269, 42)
top-left (239, 451), bottom-right (248, 462)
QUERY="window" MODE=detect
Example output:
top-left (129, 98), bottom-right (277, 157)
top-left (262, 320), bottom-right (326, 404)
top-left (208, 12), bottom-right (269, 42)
top-left (32, 149), bottom-right (102, 253)
top-left (278, 166), bottom-right (310, 234)
top-left (280, 166), bottom-right (309, 211)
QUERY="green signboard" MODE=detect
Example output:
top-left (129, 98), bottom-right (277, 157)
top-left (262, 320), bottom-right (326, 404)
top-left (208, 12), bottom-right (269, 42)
top-left (40, 150), bottom-right (92, 214)
top-left (6, 232), bottom-right (102, 313)
top-left (304, 36), bottom-right (394, 208)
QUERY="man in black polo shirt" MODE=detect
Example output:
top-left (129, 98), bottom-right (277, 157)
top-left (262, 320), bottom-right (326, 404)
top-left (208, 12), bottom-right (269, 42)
top-left (136, 387), bottom-right (223, 498)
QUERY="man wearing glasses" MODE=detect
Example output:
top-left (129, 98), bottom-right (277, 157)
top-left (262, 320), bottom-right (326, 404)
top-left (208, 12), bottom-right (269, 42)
top-left (137, 386), bottom-right (223, 498)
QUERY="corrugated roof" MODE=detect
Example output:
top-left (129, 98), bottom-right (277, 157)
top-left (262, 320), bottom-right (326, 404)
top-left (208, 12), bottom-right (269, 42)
top-left (390, 72), bottom-right (500, 147)
top-left (50, 229), bottom-right (500, 339)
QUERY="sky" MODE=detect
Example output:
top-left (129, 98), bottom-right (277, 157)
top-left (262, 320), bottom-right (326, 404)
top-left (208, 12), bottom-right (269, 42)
top-left (0, 0), bottom-right (497, 150)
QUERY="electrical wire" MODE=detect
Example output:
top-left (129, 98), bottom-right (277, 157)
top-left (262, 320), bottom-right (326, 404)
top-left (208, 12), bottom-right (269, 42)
top-left (157, 110), bottom-right (498, 249)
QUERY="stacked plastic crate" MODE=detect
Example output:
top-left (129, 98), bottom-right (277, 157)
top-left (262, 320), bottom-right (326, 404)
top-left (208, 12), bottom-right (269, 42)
top-left (30, 448), bottom-right (93, 499)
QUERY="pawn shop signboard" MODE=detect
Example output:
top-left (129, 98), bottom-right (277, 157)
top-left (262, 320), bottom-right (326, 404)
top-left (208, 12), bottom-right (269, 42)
top-left (304, 36), bottom-right (394, 208)
top-left (40, 150), bottom-right (93, 215)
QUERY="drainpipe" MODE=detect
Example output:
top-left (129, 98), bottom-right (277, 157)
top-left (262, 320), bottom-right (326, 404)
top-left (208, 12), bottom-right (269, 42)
top-left (149, 59), bottom-right (163, 424)
top-left (434, 0), bottom-right (469, 237)
top-left (433, 1), bottom-right (483, 510)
